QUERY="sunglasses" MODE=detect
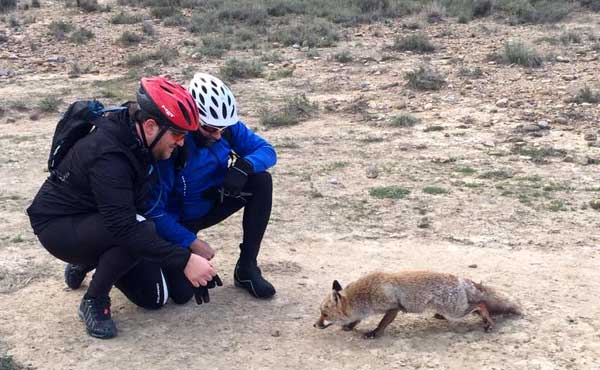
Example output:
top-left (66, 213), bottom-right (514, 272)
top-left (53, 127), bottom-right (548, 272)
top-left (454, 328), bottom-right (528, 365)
top-left (167, 127), bottom-right (188, 141)
top-left (201, 123), bottom-right (226, 133)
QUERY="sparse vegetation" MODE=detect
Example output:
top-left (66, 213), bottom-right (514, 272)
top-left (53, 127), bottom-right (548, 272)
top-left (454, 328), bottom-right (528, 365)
top-left (423, 186), bottom-right (449, 195)
top-left (126, 47), bottom-right (179, 66)
top-left (455, 166), bottom-right (477, 174)
top-left (0, 354), bottom-right (29, 370)
top-left (110, 11), bottom-right (142, 24)
top-left (369, 186), bottom-right (410, 199)
top-left (219, 58), bottom-right (264, 81)
top-left (69, 27), bottom-right (94, 44)
top-left (333, 50), bottom-right (353, 63)
top-left (48, 20), bottom-right (73, 40)
top-left (1, 0), bottom-right (17, 12)
top-left (391, 33), bottom-right (435, 53)
top-left (568, 86), bottom-right (600, 104)
top-left (196, 35), bottom-right (232, 59)
top-left (497, 40), bottom-right (543, 67)
top-left (266, 68), bottom-right (294, 81)
top-left (37, 96), bottom-right (63, 113)
top-left (259, 94), bottom-right (317, 128)
top-left (390, 113), bottom-right (420, 127)
top-left (405, 64), bottom-right (446, 90)
top-left (267, 18), bottom-right (339, 48)
top-left (119, 31), bottom-right (143, 46)
top-left (512, 145), bottom-right (567, 163)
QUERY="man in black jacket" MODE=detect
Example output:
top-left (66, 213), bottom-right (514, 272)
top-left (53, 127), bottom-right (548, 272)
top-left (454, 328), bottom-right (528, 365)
top-left (27, 77), bottom-right (216, 339)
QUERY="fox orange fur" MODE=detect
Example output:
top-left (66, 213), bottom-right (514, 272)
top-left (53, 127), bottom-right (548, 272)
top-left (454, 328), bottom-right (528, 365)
top-left (314, 271), bottom-right (521, 338)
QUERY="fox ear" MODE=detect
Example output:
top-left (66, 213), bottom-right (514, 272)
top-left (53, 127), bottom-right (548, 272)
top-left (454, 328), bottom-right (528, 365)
top-left (332, 280), bottom-right (342, 292)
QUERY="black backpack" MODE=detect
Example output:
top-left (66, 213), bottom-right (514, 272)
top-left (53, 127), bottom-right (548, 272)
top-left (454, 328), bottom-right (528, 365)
top-left (47, 100), bottom-right (126, 174)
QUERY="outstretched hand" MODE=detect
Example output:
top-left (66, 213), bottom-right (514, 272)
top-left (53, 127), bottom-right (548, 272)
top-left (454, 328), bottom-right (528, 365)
top-left (194, 274), bottom-right (223, 304)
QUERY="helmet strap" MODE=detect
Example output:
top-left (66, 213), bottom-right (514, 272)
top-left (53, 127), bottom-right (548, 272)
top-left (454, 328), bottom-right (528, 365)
top-left (136, 118), bottom-right (168, 151)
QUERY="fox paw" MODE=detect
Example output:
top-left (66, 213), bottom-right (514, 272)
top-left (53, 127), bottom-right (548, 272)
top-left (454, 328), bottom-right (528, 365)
top-left (363, 330), bottom-right (381, 339)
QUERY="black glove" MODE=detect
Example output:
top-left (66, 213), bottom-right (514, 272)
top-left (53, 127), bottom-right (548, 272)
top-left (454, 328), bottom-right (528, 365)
top-left (222, 157), bottom-right (253, 196)
top-left (194, 274), bottom-right (223, 305)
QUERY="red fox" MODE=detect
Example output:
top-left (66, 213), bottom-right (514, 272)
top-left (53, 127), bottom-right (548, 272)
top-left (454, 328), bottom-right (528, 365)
top-left (314, 271), bottom-right (522, 338)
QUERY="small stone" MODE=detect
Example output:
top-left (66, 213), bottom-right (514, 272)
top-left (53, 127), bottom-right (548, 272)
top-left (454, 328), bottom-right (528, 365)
top-left (468, 264), bottom-right (478, 268)
top-left (496, 98), bottom-right (508, 108)
top-left (424, 103), bottom-right (433, 110)
top-left (292, 43), bottom-right (300, 49)
top-left (29, 112), bottom-right (41, 121)
top-left (556, 56), bottom-right (571, 63)
top-left (555, 116), bottom-right (568, 124)
top-left (520, 124), bottom-right (542, 132)
top-left (271, 329), bottom-right (281, 337)
top-left (6, 117), bottom-right (16, 124)
top-left (590, 200), bottom-right (600, 210)
top-left (537, 120), bottom-right (550, 129)
top-left (562, 75), bottom-right (577, 81)
top-left (417, 217), bottom-right (431, 228)
top-left (583, 132), bottom-right (597, 141)
top-left (365, 166), bottom-right (379, 179)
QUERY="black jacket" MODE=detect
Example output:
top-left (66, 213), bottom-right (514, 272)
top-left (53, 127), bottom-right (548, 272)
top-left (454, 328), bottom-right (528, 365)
top-left (27, 109), bottom-right (190, 270)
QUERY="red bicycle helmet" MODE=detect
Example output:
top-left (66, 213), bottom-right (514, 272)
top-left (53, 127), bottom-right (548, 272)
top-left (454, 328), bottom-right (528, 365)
top-left (136, 76), bottom-right (199, 131)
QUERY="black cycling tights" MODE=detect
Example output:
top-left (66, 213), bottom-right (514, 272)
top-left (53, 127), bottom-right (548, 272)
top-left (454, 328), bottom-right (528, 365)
top-left (36, 171), bottom-right (272, 309)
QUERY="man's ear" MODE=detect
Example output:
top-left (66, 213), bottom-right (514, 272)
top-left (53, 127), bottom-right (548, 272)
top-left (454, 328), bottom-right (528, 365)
top-left (142, 118), bottom-right (159, 135)
top-left (332, 280), bottom-right (342, 292)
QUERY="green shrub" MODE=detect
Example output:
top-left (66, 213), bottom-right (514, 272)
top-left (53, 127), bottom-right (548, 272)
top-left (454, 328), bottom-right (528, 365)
top-left (501, 40), bottom-right (543, 67)
top-left (390, 33), bottom-right (435, 53)
top-left (405, 64), bottom-right (446, 90)
top-left (219, 58), bottom-right (263, 81)
top-left (0, 0), bottom-right (17, 12)
top-left (390, 113), bottom-right (420, 127)
top-left (369, 186), bottom-right (410, 199)
top-left (70, 27), bottom-right (94, 44)
top-left (266, 68), bottom-right (294, 81)
top-left (259, 94), bottom-right (317, 128)
top-left (37, 96), bottom-right (63, 113)
top-left (196, 35), bottom-right (231, 58)
top-left (268, 18), bottom-right (339, 48)
top-left (423, 186), bottom-right (449, 195)
top-left (333, 50), bottom-right (353, 63)
top-left (151, 6), bottom-right (179, 19)
top-left (569, 86), bottom-right (600, 104)
top-left (110, 11), bottom-right (142, 24)
top-left (119, 31), bottom-right (143, 46)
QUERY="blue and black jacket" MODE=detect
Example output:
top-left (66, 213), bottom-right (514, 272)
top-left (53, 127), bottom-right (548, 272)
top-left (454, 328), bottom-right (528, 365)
top-left (148, 121), bottom-right (277, 248)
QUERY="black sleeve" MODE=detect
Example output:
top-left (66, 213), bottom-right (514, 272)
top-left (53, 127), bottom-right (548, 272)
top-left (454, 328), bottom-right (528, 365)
top-left (88, 153), bottom-right (190, 270)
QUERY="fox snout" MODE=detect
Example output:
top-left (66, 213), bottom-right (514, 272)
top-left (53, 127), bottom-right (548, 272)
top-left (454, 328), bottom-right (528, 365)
top-left (314, 315), bottom-right (332, 329)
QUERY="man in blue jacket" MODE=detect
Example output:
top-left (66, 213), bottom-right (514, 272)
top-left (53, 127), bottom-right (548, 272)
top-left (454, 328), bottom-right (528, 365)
top-left (149, 73), bottom-right (277, 299)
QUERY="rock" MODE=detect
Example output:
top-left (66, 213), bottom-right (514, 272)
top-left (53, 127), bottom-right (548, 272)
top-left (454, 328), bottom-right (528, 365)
top-left (365, 166), bottom-right (379, 179)
top-left (47, 55), bottom-right (66, 63)
top-left (556, 56), bottom-right (570, 63)
top-left (292, 43), bottom-right (300, 49)
top-left (270, 329), bottom-right (281, 337)
top-left (6, 117), bottom-right (16, 124)
top-left (424, 103), bottom-right (433, 110)
top-left (537, 120), bottom-right (550, 129)
top-left (468, 264), bottom-right (477, 268)
top-left (555, 116), bottom-right (568, 124)
top-left (590, 200), bottom-right (600, 210)
top-left (0, 68), bottom-right (15, 77)
top-left (520, 124), bottom-right (542, 132)
top-left (417, 217), bottom-right (431, 228)
top-left (496, 98), bottom-right (508, 108)
top-left (583, 132), bottom-right (597, 141)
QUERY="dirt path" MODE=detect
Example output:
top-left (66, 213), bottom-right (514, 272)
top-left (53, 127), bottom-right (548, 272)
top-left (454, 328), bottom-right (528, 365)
top-left (2, 3), bottom-right (600, 369)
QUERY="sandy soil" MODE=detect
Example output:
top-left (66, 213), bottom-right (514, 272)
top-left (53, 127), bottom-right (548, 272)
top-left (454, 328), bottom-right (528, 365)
top-left (1, 1), bottom-right (600, 369)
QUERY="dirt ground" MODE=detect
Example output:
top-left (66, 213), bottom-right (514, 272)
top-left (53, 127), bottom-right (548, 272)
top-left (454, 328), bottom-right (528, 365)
top-left (1, 1), bottom-right (600, 369)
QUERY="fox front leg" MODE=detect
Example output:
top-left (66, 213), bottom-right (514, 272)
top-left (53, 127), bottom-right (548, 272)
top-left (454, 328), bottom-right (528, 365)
top-left (472, 303), bottom-right (495, 332)
top-left (364, 309), bottom-right (400, 339)
top-left (342, 320), bottom-right (361, 331)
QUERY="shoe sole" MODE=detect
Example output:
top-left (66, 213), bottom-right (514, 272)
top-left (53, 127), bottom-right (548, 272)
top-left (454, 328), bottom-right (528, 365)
top-left (234, 279), bottom-right (275, 299)
top-left (78, 307), bottom-right (117, 339)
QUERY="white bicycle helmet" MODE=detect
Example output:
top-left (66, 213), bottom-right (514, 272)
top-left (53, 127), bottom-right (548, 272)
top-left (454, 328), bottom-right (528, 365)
top-left (188, 73), bottom-right (239, 128)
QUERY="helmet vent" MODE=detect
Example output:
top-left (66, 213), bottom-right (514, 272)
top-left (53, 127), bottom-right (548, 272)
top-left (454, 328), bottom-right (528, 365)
top-left (231, 104), bottom-right (236, 118)
top-left (199, 106), bottom-right (207, 116)
top-left (209, 107), bottom-right (219, 119)
top-left (211, 87), bottom-right (219, 95)
top-left (178, 102), bottom-right (191, 127)
top-left (221, 103), bottom-right (227, 118)
top-left (201, 85), bottom-right (208, 94)
top-left (211, 96), bottom-right (218, 106)
top-left (199, 94), bottom-right (205, 105)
